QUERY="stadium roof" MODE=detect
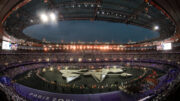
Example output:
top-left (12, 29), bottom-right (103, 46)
top-left (0, 0), bottom-right (179, 43)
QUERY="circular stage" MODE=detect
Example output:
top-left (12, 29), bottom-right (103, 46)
top-left (14, 65), bottom-right (164, 94)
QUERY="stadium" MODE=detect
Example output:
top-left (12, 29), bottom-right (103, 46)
top-left (0, 0), bottom-right (180, 101)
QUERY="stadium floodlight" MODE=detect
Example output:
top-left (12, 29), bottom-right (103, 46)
top-left (49, 12), bottom-right (56, 22)
top-left (154, 25), bottom-right (159, 30)
top-left (30, 19), bottom-right (33, 23)
top-left (40, 13), bottom-right (48, 23)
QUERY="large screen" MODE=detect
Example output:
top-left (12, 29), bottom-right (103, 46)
top-left (157, 43), bottom-right (172, 50)
top-left (2, 41), bottom-right (11, 50)
top-left (2, 41), bottom-right (18, 50)
top-left (162, 43), bottom-right (172, 50)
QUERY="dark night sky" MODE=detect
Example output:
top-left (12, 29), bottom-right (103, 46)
top-left (23, 20), bottom-right (159, 43)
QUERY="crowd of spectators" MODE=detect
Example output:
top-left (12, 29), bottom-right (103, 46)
top-left (0, 82), bottom-right (26, 101)
top-left (0, 51), bottom-right (180, 67)
top-left (0, 50), bottom-right (180, 101)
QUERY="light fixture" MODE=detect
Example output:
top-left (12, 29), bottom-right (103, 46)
top-left (91, 4), bottom-right (94, 7)
top-left (40, 13), bottom-right (48, 23)
top-left (39, 11), bottom-right (57, 23)
top-left (154, 25), bottom-right (159, 30)
top-left (49, 67), bottom-right (53, 71)
top-left (84, 4), bottom-right (88, 7)
top-left (30, 19), bottom-right (33, 23)
top-left (49, 12), bottom-right (56, 22)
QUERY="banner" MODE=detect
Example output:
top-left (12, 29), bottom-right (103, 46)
top-left (13, 83), bottom-right (135, 101)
